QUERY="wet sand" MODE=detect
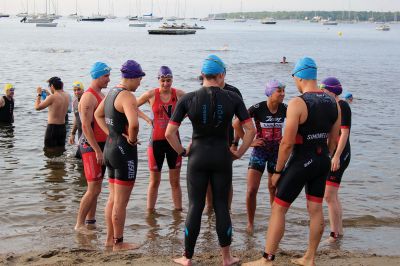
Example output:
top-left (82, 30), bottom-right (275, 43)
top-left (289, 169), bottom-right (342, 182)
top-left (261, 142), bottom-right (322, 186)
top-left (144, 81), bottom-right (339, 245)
top-left (2, 248), bottom-right (399, 266)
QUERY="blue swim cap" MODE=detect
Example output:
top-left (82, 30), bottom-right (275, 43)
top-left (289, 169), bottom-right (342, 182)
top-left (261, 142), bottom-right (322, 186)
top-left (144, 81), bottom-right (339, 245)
top-left (292, 57), bottom-right (317, 80)
top-left (201, 55), bottom-right (226, 75)
top-left (343, 91), bottom-right (353, 100)
top-left (90, 62), bottom-right (111, 79)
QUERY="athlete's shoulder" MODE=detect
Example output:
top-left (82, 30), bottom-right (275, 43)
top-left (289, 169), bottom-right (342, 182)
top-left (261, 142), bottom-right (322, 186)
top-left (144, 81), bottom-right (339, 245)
top-left (224, 83), bottom-right (242, 98)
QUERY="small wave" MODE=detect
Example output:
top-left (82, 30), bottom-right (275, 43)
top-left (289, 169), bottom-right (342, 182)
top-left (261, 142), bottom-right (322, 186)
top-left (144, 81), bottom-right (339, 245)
top-left (45, 48), bottom-right (72, 54)
top-left (344, 215), bottom-right (400, 227)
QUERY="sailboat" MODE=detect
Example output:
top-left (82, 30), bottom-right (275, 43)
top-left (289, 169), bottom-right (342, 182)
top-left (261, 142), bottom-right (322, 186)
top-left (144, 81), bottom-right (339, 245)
top-left (106, 0), bottom-right (117, 19)
top-left (234, 0), bottom-right (246, 22)
top-left (24, 0), bottom-right (55, 23)
top-left (0, 0), bottom-right (10, 17)
top-left (139, 0), bottom-right (163, 22)
top-left (80, 0), bottom-right (106, 21)
top-left (68, 0), bottom-right (79, 18)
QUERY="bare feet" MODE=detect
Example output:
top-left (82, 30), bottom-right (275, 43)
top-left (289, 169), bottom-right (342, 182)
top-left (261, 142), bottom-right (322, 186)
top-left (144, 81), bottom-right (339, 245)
top-left (242, 258), bottom-right (273, 266)
top-left (74, 225), bottom-right (96, 235)
top-left (291, 257), bottom-right (315, 266)
top-left (223, 256), bottom-right (240, 266)
top-left (173, 256), bottom-right (192, 266)
top-left (246, 223), bottom-right (254, 235)
top-left (113, 242), bottom-right (141, 251)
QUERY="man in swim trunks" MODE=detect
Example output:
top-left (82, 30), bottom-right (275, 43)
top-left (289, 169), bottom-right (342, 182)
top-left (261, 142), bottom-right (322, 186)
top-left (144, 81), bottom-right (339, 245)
top-left (75, 62), bottom-right (110, 234)
top-left (234, 80), bottom-right (287, 234)
top-left (137, 66), bottom-right (185, 212)
top-left (68, 81), bottom-right (84, 159)
top-left (166, 55), bottom-right (255, 266)
top-left (34, 77), bottom-right (70, 150)
top-left (244, 57), bottom-right (341, 266)
top-left (0, 84), bottom-right (15, 124)
top-left (95, 59), bottom-right (145, 251)
top-left (321, 77), bottom-right (352, 242)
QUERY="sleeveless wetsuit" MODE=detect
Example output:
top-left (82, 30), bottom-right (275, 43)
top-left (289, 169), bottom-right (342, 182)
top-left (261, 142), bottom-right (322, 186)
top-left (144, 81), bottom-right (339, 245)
top-left (248, 102), bottom-right (287, 174)
top-left (0, 96), bottom-right (14, 124)
top-left (103, 87), bottom-right (138, 186)
top-left (327, 100), bottom-right (351, 187)
top-left (79, 87), bottom-right (107, 182)
top-left (147, 88), bottom-right (182, 172)
top-left (275, 92), bottom-right (338, 207)
top-left (170, 86), bottom-right (251, 259)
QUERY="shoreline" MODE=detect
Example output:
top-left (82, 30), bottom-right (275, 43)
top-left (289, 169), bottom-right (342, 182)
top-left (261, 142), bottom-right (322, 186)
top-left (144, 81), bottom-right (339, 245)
top-left (2, 248), bottom-right (400, 266)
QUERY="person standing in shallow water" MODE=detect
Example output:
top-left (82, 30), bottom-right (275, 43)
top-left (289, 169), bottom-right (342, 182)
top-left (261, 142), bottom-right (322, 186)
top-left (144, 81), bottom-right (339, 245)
top-left (166, 55), bottom-right (255, 266)
top-left (95, 60), bottom-right (144, 251)
top-left (234, 80), bottom-right (287, 234)
top-left (75, 62), bottom-right (110, 234)
top-left (320, 77), bottom-right (352, 243)
top-left (0, 84), bottom-right (15, 124)
top-left (137, 66), bottom-right (185, 212)
top-left (243, 57), bottom-right (341, 266)
top-left (68, 81), bottom-right (84, 159)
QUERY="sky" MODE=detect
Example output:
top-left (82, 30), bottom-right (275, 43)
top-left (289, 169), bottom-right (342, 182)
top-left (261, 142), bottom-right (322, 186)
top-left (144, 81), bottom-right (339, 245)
top-left (3, 0), bottom-right (400, 17)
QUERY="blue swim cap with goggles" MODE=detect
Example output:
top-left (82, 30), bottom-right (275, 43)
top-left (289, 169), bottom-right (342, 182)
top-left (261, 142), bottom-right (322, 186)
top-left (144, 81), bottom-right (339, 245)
top-left (201, 55), bottom-right (226, 75)
top-left (292, 57), bottom-right (317, 80)
top-left (90, 62), bottom-right (111, 79)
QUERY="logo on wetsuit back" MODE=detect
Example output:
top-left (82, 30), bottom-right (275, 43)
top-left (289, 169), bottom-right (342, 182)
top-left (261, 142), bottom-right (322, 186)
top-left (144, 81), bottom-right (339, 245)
top-left (306, 133), bottom-right (328, 140)
top-left (105, 117), bottom-right (114, 126)
top-left (127, 160), bottom-right (136, 179)
top-left (215, 104), bottom-right (223, 125)
top-left (304, 159), bottom-right (313, 167)
top-left (118, 145), bottom-right (125, 155)
top-left (202, 104), bottom-right (207, 124)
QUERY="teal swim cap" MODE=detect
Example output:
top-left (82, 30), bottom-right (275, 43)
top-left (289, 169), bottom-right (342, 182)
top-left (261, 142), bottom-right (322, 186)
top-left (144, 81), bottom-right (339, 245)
top-left (201, 55), bottom-right (226, 75)
top-left (91, 62), bottom-right (111, 79)
top-left (292, 57), bottom-right (317, 80)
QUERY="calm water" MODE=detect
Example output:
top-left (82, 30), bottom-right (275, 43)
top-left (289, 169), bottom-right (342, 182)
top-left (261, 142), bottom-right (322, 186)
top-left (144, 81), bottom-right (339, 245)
top-left (0, 18), bottom-right (399, 256)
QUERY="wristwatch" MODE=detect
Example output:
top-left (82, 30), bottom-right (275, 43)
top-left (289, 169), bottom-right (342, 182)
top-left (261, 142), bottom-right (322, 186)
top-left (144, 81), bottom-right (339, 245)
top-left (180, 148), bottom-right (187, 157)
top-left (273, 167), bottom-right (283, 174)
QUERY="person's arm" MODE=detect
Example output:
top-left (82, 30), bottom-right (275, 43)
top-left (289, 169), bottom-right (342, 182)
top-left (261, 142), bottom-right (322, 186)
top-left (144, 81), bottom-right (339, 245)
top-left (328, 102), bottom-right (341, 162)
top-left (136, 90), bottom-right (153, 126)
top-left (271, 98), bottom-right (303, 187)
top-left (0, 97), bottom-right (4, 108)
top-left (231, 120), bottom-right (255, 159)
top-left (94, 98), bottom-right (109, 136)
top-left (34, 87), bottom-right (53, 111)
top-left (69, 116), bottom-right (78, 144)
top-left (80, 94), bottom-right (103, 164)
top-left (121, 92), bottom-right (139, 144)
top-left (165, 94), bottom-right (189, 155)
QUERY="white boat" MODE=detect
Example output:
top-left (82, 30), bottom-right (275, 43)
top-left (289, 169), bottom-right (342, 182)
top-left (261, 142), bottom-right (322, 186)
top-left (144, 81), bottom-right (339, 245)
top-left (234, 0), bottom-right (247, 23)
top-left (261, 18), bottom-right (277, 24)
top-left (25, 16), bottom-right (55, 23)
top-left (36, 22), bottom-right (58, 27)
top-left (310, 16), bottom-right (321, 23)
top-left (129, 22), bottom-right (146, 27)
top-left (322, 20), bottom-right (338, 25)
top-left (139, 14), bottom-right (163, 22)
top-left (376, 24), bottom-right (390, 31)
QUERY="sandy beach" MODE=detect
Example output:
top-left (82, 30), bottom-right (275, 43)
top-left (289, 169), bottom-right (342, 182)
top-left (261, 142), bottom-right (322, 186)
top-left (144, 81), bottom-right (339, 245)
top-left (2, 248), bottom-right (399, 266)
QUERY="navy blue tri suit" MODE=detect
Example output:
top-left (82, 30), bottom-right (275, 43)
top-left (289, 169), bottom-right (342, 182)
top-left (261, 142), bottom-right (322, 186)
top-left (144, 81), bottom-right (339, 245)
top-left (103, 87), bottom-right (138, 186)
top-left (169, 86), bottom-right (251, 259)
top-left (275, 92), bottom-right (338, 207)
top-left (0, 96), bottom-right (14, 124)
top-left (326, 99), bottom-right (351, 187)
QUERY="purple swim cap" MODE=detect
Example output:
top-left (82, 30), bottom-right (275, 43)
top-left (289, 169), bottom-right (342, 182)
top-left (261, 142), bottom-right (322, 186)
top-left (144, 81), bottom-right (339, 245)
top-left (265, 80), bottom-right (286, 97)
top-left (158, 66), bottom-right (173, 78)
top-left (121, 60), bottom-right (146, 79)
top-left (321, 77), bottom-right (342, 95)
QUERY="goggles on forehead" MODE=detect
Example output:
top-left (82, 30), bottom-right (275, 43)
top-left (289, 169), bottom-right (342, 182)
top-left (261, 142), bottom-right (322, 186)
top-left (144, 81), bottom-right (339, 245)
top-left (158, 74), bottom-right (173, 79)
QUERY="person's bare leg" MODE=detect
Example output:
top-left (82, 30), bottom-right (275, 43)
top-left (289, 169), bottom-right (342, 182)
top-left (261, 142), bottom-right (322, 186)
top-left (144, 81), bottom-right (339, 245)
top-left (104, 182), bottom-right (114, 247)
top-left (246, 169), bottom-right (262, 234)
top-left (291, 201), bottom-right (324, 266)
top-left (147, 171), bottom-right (161, 211)
top-left (169, 168), bottom-right (182, 211)
top-left (324, 186), bottom-right (339, 242)
top-left (75, 180), bottom-right (102, 235)
top-left (267, 173), bottom-right (276, 206)
top-left (337, 194), bottom-right (344, 236)
top-left (112, 183), bottom-right (140, 251)
top-left (206, 183), bottom-right (213, 212)
top-left (221, 246), bottom-right (240, 266)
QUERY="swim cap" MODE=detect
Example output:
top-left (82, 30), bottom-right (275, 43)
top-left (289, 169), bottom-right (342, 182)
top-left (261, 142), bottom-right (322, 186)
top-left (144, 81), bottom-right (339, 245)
top-left (90, 62), bottom-right (111, 79)
top-left (158, 66), bottom-right (173, 78)
top-left (265, 80), bottom-right (286, 97)
top-left (4, 83), bottom-right (14, 94)
top-left (201, 55), bottom-right (226, 75)
top-left (320, 77), bottom-right (342, 95)
top-left (343, 91), bottom-right (353, 100)
top-left (120, 60), bottom-right (146, 79)
top-left (72, 81), bottom-right (84, 90)
top-left (292, 57), bottom-right (317, 80)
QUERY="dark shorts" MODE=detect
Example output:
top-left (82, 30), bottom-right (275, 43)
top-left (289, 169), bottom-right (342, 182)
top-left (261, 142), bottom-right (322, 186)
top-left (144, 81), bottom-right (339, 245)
top-left (248, 147), bottom-right (278, 174)
top-left (327, 148), bottom-right (351, 187)
top-left (105, 136), bottom-right (138, 186)
top-left (275, 148), bottom-right (331, 207)
top-left (44, 124), bottom-right (66, 148)
top-left (147, 140), bottom-right (182, 172)
top-left (80, 142), bottom-right (106, 182)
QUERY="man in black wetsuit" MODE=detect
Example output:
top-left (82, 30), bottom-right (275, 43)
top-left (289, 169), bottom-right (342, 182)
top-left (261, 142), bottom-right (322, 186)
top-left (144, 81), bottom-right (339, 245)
top-left (0, 84), bottom-right (15, 124)
top-left (95, 60), bottom-right (144, 251)
top-left (166, 55), bottom-right (255, 266)
top-left (244, 57), bottom-right (341, 266)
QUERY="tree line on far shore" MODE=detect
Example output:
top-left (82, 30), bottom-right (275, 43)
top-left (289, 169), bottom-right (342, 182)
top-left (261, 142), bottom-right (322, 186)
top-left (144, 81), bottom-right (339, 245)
top-left (210, 11), bottom-right (399, 22)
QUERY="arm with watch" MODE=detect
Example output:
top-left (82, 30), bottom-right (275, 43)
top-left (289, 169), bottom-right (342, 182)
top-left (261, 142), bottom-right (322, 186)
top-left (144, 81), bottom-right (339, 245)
top-left (165, 123), bottom-right (188, 157)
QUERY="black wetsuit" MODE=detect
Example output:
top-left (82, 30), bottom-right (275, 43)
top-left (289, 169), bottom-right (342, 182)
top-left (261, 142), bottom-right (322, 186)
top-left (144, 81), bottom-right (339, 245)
top-left (275, 92), bottom-right (338, 207)
top-left (103, 87), bottom-right (138, 186)
top-left (72, 98), bottom-right (82, 158)
top-left (0, 96), bottom-right (14, 124)
top-left (327, 100), bottom-right (351, 187)
top-left (44, 124), bottom-right (66, 148)
top-left (170, 86), bottom-right (250, 259)
top-left (223, 83), bottom-right (242, 145)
